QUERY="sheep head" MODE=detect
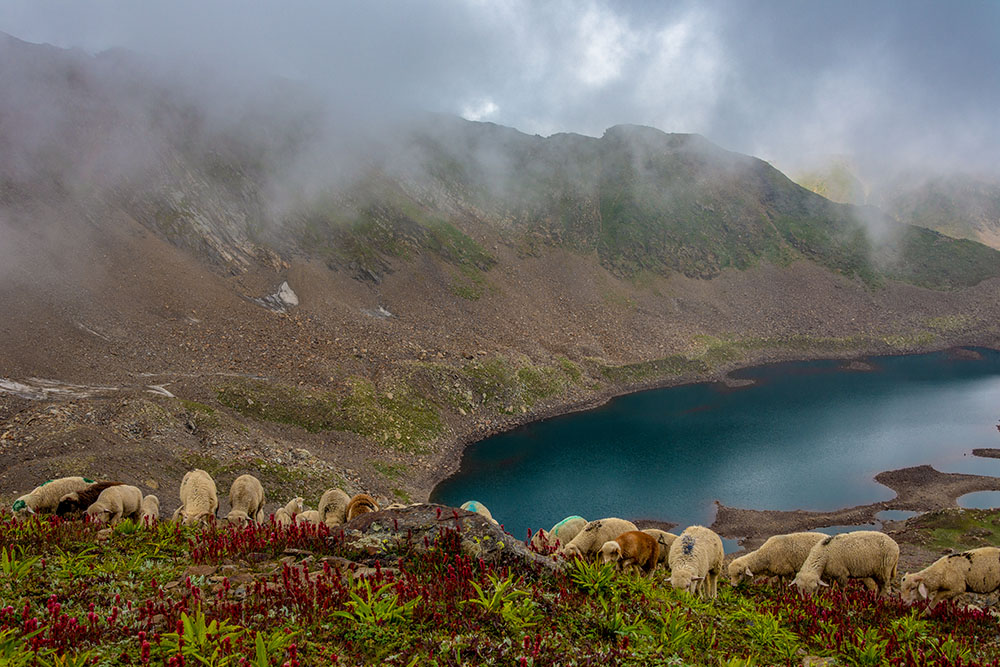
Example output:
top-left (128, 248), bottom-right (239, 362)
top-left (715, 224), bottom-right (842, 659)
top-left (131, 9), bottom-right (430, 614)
top-left (599, 540), bottom-right (622, 565)
top-left (561, 543), bottom-right (583, 559)
top-left (12, 497), bottom-right (35, 516)
top-left (226, 510), bottom-right (251, 526)
top-left (669, 569), bottom-right (704, 595)
top-left (900, 574), bottom-right (928, 604)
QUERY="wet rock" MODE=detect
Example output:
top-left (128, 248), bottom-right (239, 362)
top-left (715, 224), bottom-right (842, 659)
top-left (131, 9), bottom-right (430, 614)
top-left (329, 503), bottom-right (561, 572)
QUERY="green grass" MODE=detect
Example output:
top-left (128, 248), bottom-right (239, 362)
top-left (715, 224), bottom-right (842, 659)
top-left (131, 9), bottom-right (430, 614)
top-left (907, 508), bottom-right (1000, 552)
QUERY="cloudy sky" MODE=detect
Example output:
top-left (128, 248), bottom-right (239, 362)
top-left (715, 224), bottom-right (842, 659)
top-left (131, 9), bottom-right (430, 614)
top-left (2, 0), bottom-right (998, 174)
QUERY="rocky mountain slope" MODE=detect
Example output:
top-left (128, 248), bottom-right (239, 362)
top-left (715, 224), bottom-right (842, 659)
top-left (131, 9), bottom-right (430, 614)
top-left (2, 33), bottom-right (1000, 512)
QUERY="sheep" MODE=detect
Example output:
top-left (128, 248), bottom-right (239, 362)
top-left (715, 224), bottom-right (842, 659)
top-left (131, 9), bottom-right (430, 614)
top-left (791, 531), bottom-right (899, 596)
top-left (85, 485), bottom-right (143, 525)
top-left (227, 474), bottom-right (265, 525)
top-left (641, 529), bottom-right (678, 568)
top-left (530, 515), bottom-right (587, 551)
top-left (559, 518), bottom-right (638, 559)
top-left (295, 509), bottom-right (322, 525)
top-left (345, 493), bottom-right (379, 522)
top-left (600, 531), bottom-right (660, 575)
top-left (728, 532), bottom-right (827, 586)
top-left (171, 469), bottom-right (219, 526)
top-left (273, 497), bottom-right (304, 527)
top-left (12, 477), bottom-right (97, 518)
top-left (668, 525), bottom-right (725, 598)
top-left (901, 547), bottom-right (1000, 609)
top-left (140, 495), bottom-right (160, 523)
top-left (461, 500), bottom-right (499, 525)
top-left (318, 488), bottom-right (351, 527)
top-left (56, 481), bottom-right (124, 516)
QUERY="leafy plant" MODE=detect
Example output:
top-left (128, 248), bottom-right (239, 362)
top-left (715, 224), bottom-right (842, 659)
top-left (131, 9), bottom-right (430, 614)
top-left (463, 573), bottom-right (527, 614)
top-left (567, 558), bottom-right (617, 598)
top-left (333, 579), bottom-right (421, 626)
top-left (0, 546), bottom-right (39, 582)
top-left (160, 607), bottom-right (245, 666)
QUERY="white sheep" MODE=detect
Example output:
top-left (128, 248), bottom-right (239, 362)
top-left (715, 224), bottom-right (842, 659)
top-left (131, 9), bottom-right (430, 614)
top-left (295, 509), bottom-right (322, 525)
top-left (559, 518), bottom-right (638, 559)
top-left (791, 530), bottom-right (899, 596)
top-left (171, 469), bottom-right (219, 526)
top-left (273, 497), bottom-right (304, 527)
top-left (86, 485), bottom-right (143, 525)
top-left (641, 529), bottom-right (678, 569)
top-left (668, 525), bottom-right (725, 598)
top-left (461, 500), bottom-right (499, 525)
top-left (728, 532), bottom-right (826, 586)
top-left (227, 474), bottom-right (265, 525)
top-left (12, 477), bottom-right (96, 517)
top-left (318, 488), bottom-right (351, 527)
top-left (140, 495), bottom-right (160, 523)
top-left (531, 515), bottom-right (587, 551)
top-left (901, 547), bottom-right (1000, 609)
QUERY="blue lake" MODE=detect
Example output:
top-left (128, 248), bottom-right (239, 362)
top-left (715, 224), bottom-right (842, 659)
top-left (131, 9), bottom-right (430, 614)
top-left (431, 349), bottom-right (1000, 541)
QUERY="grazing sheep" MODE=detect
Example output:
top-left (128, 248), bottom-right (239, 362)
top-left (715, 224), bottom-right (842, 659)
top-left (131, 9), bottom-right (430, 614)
top-left (56, 481), bottom-right (124, 516)
top-left (86, 485), bottom-right (143, 525)
top-left (295, 509), bottom-right (322, 525)
top-left (728, 532), bottom-right (827, 586)
top-left (171, 469), bottom-right (219, 526)
top-left (901, 547), bottom-right (1000, 609)
top-left (668, 525), bottom-right (725, 598)
top-left (461, 500), bottom-right (499, 525)
top-left (345, 493), bottom-right (379, 522)
top-left (140, 495), bottom-right (160, 523)
top-left (384, 503), bottom-right (407, 510)
top-left (530, 515), bottom-right (588, 551)
top-left (318, 488), bottom-right (351, 527)
top-left (559, 518), bottom-right (638, 559)
top-left (791, 531), bottom-right (899, 596)
top-left (641, 529), bottom-right (678, 568)
top-left (12, 477), bottom-right (96, 517)
top-left (227, 475), bottom-right (265, 525)
top-left (600, 531), bottom-right (660, 575)
top-left (273, 497), bottom-right (304, 527)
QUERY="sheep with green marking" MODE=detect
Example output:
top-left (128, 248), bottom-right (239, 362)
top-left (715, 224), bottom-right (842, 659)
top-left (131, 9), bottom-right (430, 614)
top-left (728, 532), bottom-right (826, 585)
top-left (11, 476), bottom-right (97, 518)
top-left (530, 515), bottom-right (587, 551)
top-left (461, 500), bottom-right (499, 525)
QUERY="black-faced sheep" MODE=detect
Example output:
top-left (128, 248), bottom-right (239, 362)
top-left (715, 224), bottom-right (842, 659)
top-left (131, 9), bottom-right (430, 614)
top-left (55, 481), bottom-right (124, 516)
top-left (668, 525), bottom-right (725, 598)
top-left (12, 477), bottom-right (97, 518)
top-left (791, 530), bottom-right (898, 596)
top-left (140, 495), bottom-right (160, 523)
top-left (641, 529), bottom-right (678, 569)
top-left (172, 469), bottom-right (219, 526)
top-left (559, 518), bottom-right (638, 560)
top-left (461, 500), bottom-right (499, 525)
top-left (901, 547), bottom-right (1000, 609)
top-left (227, 474), bottom-right (265, 525)
top-left (318, 488), bottom-right (350, 527)
top-left (345, 493), bottom-right (379, 522)
top-left (728, 532), bottom-right (826, 586)
top-left (600, 530), bottom-right (660, 575)
top-left (86, 485), bottom-right (143, 525)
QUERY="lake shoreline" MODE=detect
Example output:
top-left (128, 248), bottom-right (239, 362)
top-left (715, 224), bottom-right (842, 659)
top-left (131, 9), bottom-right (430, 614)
top-left (422, 342), bottom-right (1000, 543)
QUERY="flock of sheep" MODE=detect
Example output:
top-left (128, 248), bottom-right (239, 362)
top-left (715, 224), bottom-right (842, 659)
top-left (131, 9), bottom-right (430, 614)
top-left (9, 475), bottom-right (1000, 610)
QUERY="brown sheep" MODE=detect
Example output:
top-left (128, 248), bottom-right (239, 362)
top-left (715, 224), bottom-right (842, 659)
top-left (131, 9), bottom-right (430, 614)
top-left (345, 493), bottom-right (379, 521)
top-left (56, 481), bottom-right (124, 516)
top-left (600, 530), bottom-right (660, 575)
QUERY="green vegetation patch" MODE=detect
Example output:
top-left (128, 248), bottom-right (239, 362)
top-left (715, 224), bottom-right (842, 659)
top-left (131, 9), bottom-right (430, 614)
top-left (906, 508), bottom-right (1000, 552)
top-left (216, 379), bottom-right (340, 433)
top-left (370, 460), bottom-right (407, 481)
top-left (600, 355), bottom-right (708, 384)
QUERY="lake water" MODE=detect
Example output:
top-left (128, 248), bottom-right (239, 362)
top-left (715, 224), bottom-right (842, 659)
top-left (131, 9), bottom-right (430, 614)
top-left (431, 348), bottom-right (1000, 541)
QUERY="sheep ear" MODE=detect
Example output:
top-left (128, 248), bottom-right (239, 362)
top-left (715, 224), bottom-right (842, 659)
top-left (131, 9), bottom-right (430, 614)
top-left (918, 582), bottom-right (928, 599)
top-left (744, 567), bottom-right (753, 577)
top-left (818, 579), bottom-right (830, 587)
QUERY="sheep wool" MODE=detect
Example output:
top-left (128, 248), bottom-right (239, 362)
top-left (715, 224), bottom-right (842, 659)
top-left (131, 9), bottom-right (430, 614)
top-left (140, 495), bottom-right (160, 523)
top-left (345, 493), bottom-right (379, 522)
top-left (173, 469), bottom-right (219, 526)
top-left (601, 531), bottom-right (660, 575)
top-left (318, 488), bottom-right (351, 527)
top-left (86, 485), bottom-right (143, 525)
top-left (559, 518), bottom-right (638, 559)
top-left (228, 475), bottom-right (265, 525)
top-left (728, 532), bottom-right (826, 585)
top-left (56, 481), bottom-right (124, 516)
top-left (792, 530), bottom-right (899, 596)
top-left (901, 547), bottom-right (1000, 609)
top-left (641, 529), bottom-right (678, 568)
top-left (295, 509), bottom-right (322, 525)
top-left (12, 477), bottom-right (96, 517)
top-left (668, 525), bottom-right (725, 598)
top-left (461, 500), bottom-right (499, 525)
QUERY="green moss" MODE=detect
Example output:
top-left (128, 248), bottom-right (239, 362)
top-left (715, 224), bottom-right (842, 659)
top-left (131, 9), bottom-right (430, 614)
top-left (216, 380), bottom-right (340, 433)
top-left (180, 400), bottom-right (216, 415)
top-left (908, 508), bottom-right (1000, 552)
top-left (600, 355), bottom-right (708, 384)
top-left (516, 366), bottom-right (567, 405)
top-left (340, 378), bottom-right (442, 452)
top-left (370, 460), bottom-right (407, 481)
top-left (391, 488), bottom-right (412, 503)
top-left (556, 356), bottom-right (584, 385)
top-left (448, 264), bottom-right (489, 300)
top-left (925, 315), bottom-right (976, 332)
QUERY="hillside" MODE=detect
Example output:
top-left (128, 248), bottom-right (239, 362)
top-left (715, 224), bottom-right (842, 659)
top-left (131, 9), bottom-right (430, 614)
top-left (2, 504), bottom-right (1000, 665)
top-left (3, 33), bottom-right (1000, 514)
